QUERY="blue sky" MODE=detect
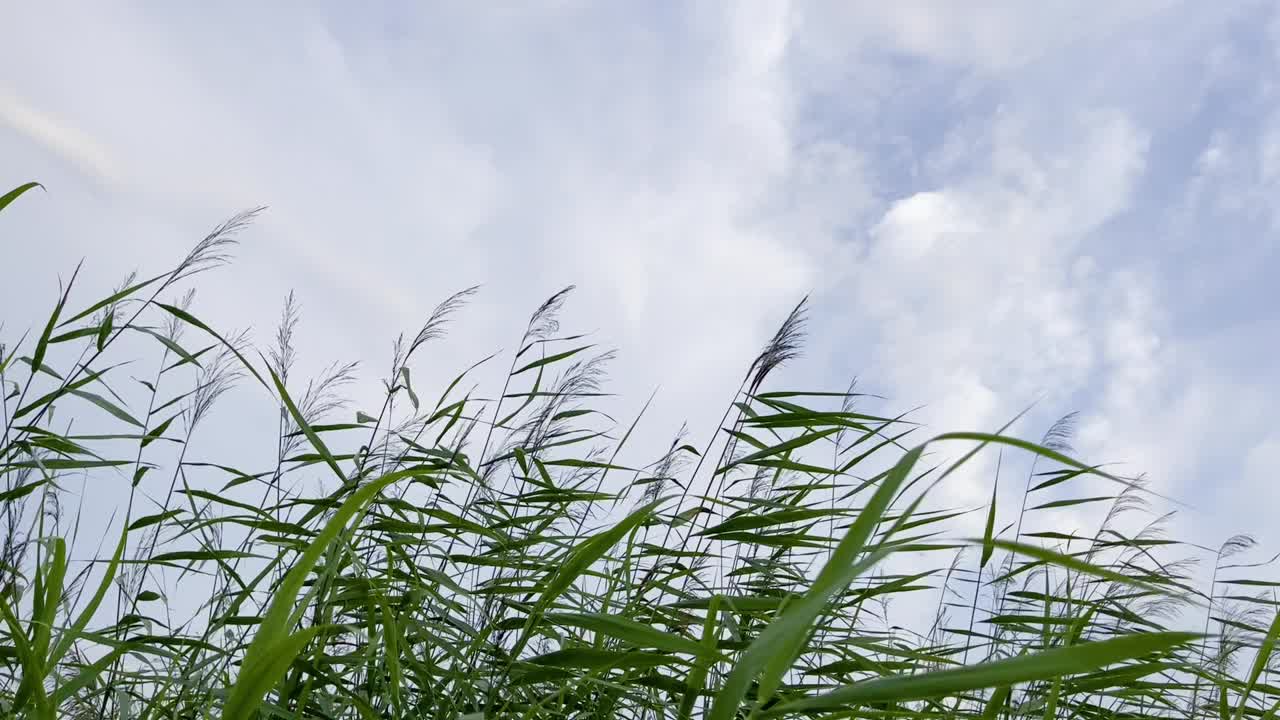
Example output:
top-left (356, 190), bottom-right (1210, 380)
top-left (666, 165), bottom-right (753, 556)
top-left (2, 2), bottom-right (1278, 561)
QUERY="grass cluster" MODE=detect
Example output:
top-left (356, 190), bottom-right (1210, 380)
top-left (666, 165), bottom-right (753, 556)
top-left (0, 181), bottom-right (1275, 719)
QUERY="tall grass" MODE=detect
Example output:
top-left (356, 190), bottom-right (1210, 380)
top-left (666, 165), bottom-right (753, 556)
top-left (0, 182), bottom-right (1274, 719)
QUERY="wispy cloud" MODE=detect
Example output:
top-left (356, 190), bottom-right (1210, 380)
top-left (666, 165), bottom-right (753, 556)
top-left (0, 89), bottom-right (119, 185)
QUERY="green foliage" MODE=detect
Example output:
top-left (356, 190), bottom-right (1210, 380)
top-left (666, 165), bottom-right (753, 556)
top-left (0, 183), bottom-right (1269, 719)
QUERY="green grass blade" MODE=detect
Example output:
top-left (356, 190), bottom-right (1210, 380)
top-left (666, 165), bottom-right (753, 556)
top-left (708, 446), bottom-right (923, 720)
top-left (222, 469), bottom-right (413, 719)
top-left (771, 632), bottom-right (1197, 712)
top-left (0, 181), bottom-right (42, 214)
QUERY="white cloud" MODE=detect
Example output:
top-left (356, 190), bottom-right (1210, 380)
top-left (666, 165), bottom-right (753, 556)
top-left (792, 0), bottom-right (1178, 74)
top-left (813, 110), bottom-right (1151, 508)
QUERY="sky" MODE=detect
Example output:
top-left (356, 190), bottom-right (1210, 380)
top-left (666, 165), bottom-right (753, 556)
top-left (2, 1), bottom-right (1279, 573)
